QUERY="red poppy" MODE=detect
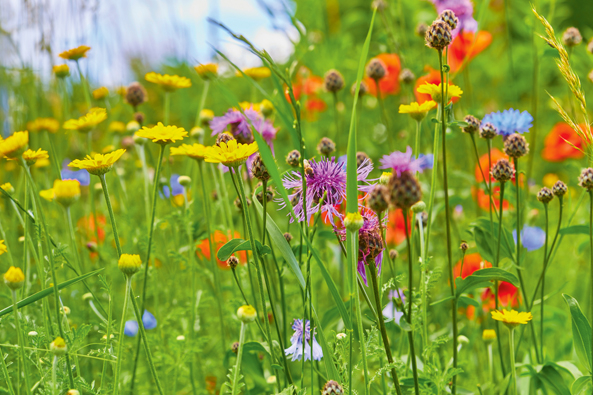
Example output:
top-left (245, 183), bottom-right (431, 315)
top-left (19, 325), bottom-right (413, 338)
top-left (385, 209), bottom-right (411, 246)
top-left (542, 122), bottom-right (586, 162)
top-left (285, 67), bottom-right (327, 120)
top-left (196, 230), bottom-right (248, 270)
top-left (473, 186), bottom-right (511, 212)
top-left (481, 281), bottom-right (520, 310)
top-left (453, 253), bottom-right (492, 280)
top-left (449, 31), bottom-right (492, 74)
top-left (364, 53), bottom-right (402, 97)
top-left (77, 214), bottom-right (106, 243)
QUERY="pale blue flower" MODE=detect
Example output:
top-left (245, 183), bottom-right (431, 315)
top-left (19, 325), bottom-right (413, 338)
top-left (482, 109), bottom-right (533, 137)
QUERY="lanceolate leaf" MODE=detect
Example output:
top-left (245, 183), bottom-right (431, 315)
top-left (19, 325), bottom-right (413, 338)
top-left (217, 238), bottom-right (271, 261)
top-left (455, 268), bottom-right (519, 298)
top-left (563, 294), bottom-right (592, 373)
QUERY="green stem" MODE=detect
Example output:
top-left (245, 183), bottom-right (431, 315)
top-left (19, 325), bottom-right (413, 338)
top-left (438, 49), bottom-right (457, 395)
top-left (46, 131), bottom-right (62, 180)
top-left (194, 81), bottom-right (210, 128)
top-left (231, 322), bottom-right (247, 395)
top-left (76, 60), bottom-right (92, 110)
top-left (99, 175), bottom-right (123, 256)
top-left (164, 92), bottom-right (171, 125)
top-left (0, 344), bottom-right (15, 395)
top-left (12, 290), bottom-right (32, 395)
top-left (540, 203), bottom-right (549, 359)
top-left (66, 207), bottom-right (83, 273)
top-left (589, 190), bottom-right (593, 364)
top-left (494, 181), bottom-right (507, 377)
top-left (509, 328), bottom-right (517, 395)
top-left (52, 355), bottom-right (59, 395)
top-left (113, 277), bottom-right (131, 395)
top-left (402, 213), bottom-right (419, 395)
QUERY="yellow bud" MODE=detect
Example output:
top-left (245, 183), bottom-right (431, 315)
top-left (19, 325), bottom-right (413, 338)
top-left (4, 266), bottom-right (24, 290)
top-left (118, 254), bottom-right (142, 276)
top-left (237, 305), bottom-right (257, 323)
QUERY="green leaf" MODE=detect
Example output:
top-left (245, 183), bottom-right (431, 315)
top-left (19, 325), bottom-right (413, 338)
top-left (559, 225), bottom-right (589, 235)
top-left (455, 268), bottom-right (519, 298)
top-left (216, 238), bottom-right (271, 261)
top-left (472, 218), bottom-right (514, 263)
top-left (563, 294), bottom-right (592, 373)
top-left (538, 363), bottom-right (572, 395)
top-left (0, 268), bottom-right (105, 317)
top-left (572, 376), bottom-right (593, 394)
top-left (457, 295), bottom-right (481, 309)
top-left (242, 341), bottom-right (271, 359)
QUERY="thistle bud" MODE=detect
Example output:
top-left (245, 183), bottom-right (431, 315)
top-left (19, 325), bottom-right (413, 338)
top-left (134, 112), bottom-right (145, 125)
top-left (322, 380), bottom-right (344, 395)
top-left (460, 241), bottom-right (469, 251)
top-left (462, 115), bottom-right (481, 134)
top-left (388, 171), bottom-right (422, 209)
top-left (317, 137), bottom-right (336, 156)
top-left (231, 342), bottom-right (240, 354)
top-left (399, 68), bottom-right (415, 85)
top-left (126, 82), bottom-right (148, 108)
top-left (284, 232), bottom-right (293, 244)
top-left (579, 168), bottom-right (593, 190)
top-left (416, 23), bottom-right (429, 37)
top-left (552, 180), bottom-right (567, 197)
top-left (366, 58), bottom-right (387, 80)
top-left (323, 69), bottom-right (344, 93)
top-left (479, 123), bottom-right (497, 139)
top-left (389, 249), bottom-right (398, 260)
top-left (503, 133), bottom-right (529, 158)
top-left (439, 10), bottom-right (458, 30)
top-left (491, 159), bottom-right (514, 183)
top-left (371, 0), bottom-right (387, 12)
top-left (251, 153), bottom-right (270, 181)
top-left (256, 185), bottom-right (274, 204)
top-left (227, 256), bottom-right (239, 269)
top-left (562, 27), bottom-right (582, 47)
top-left (368, 185), bottom-right (390, 213)
top-left (425, 20), bottom-right (452, 51)
top-left (286, 150), bottom-right (301, 167)
top-left (303, 159), bottom-right (314, 176)
top-left (351, 80), bottom-right (368, 97)
top-left (234, 196), bottom-right (251, 210)
top-left (356, 151), bottom-right (371, 167)
top-left (537, 187), bottom-right (554, 204)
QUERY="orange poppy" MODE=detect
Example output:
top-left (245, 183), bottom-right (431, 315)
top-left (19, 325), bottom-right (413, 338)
top-left (364, 53), bottom-right (402, 97)
top-left (385, 209), bottom-right (411, 246)
top-left (542, 122), bottom-right (585, 162)
top-left (77, 214), bottom-right (107, 243)
top-left (453, 253), bottom-right (492, 280)
top-left (449, 31), bottom-right (492, 74)
top-left (285, 67), bottom-right (327, 120)
top-left (473, 186), bottom-right (511, 212)
top-left (196, 230), bottom-right (248, 270)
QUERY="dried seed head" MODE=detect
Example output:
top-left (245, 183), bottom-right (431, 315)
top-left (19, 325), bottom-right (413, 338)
top-left (322, 380), bottom-right (344, 395)
top-left (216, 133), bottom-right (235, 146)
top-left (460, 241), bottom-right (469, 251)
top-left (463, 115), bottom-right (481, 134)
top-left (317, 137), bottom-right (336, 156)
top-left (537, 187), bottom-right (554, 204)
top-left (368, 184), bottom-right (390, 213)
top-left (227, 256), bottom-right (239, 269)
top-left (552, 180), bottom-right (567, 197)
top-left (126, 82), bottom-right (147, 108)
top-left (479, 122), bottom-right (498, 139)
top-left (399, 68), bottom-right (415, 85)
top-left (562, 27), bottom-right (582, 47)
top-left (284, 232), bottom-right (293, 244)
top-left (579, 168), bottom-right (593, 190)
top-left (388, 171), bottom-right (422, 209)
top-left (323, 69), bottom-right (345, 93)
top-left (286, 149), bottom-right (301, 167)
top-left (356, 151), bottom-right (371, 167)
top-left (503, 133), bottom-right (529, 158)
top-left (491, 159), bottom-right (514, 182)
top-left (366, 58), bottom-right (387, 80)
top-left (389, 249), bottom-right (398, 260)
top-left (425, 20), bottom-right (452, 51)
top-left (439, 10), bottom-right (458, 30)
top-left (251, 153), bottom-right (270, 181)
top-left (416, 22), bottom-right (429, 37)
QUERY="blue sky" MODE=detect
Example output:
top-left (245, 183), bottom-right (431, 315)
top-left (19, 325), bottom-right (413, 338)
top-left (1, 0), bottom-right (297, 85)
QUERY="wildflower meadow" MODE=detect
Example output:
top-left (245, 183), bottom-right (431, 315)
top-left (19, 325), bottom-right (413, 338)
top-left (3, 0), bottom-right (593, 393)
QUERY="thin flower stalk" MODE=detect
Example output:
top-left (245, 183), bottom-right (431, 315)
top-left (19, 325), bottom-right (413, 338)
top-left (0, 344), bottom-right (15, 395)
top-left (113, 277), bottom-right (131, 395)
top-left (231, 322), bottom-right (247, 395)
top-left (540, 202), bottom-right (549, 358)
top-left (194, 81), bottom-right (210, 128)
top-left (11, 289), bottom-right (32, 395)
top-left (494, 182), bottom-right (507, 376)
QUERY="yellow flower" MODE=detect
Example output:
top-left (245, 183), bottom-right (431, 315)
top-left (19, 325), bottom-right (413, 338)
top-left (543, 173), bottom-right (559, 188)
top-left (482, 329), bottom-right (497, 342)
top-left (194, 63), bottom-right (218, 80)
top-left (4, 266), bottom-right (24, 290)
top-left (108, 121), bottom-right (126, 133)
top-left (59, 45), bottom-right (91, 61)
top-left (68, 149), bottom-right (126, 176)
top-left (34, 158), bottom-right (50, 168)
top-left (145, 72), bottom-right (191, 91)
top-left (118, 254), bottom-right (142, 276)
top-left (22, 148), bottom-right (49, 166)
top-left (0, 131), bottom-right (29, 159)
top-left (344, 212), bottom-right (364, 231)
top-left (260, 99), bottom-right (274, 116)
top-left (0, 240), bottom-right (7, 255)
top-left (50, 337), bottom-right (68, 356)
top-left (204, 140), bottom-right (258, 168)
top-left (40, 189), bottom-right (54, 202)
top-left (27, 118), bottom-right (60, 133)
top-left (491, 309), bottom-right (533, 329)
top-left (102, 145), bottom-right (116, 154)
top-left (135, 123), bottom-right (187, 145)
top-left (63, 109), bottom-right (107, 133)
top-left (200, 109), bottom-right (214, 125)
top-left (237, 305), bottom-right (257, 323)
top-left (170, 143), bottom-right (208, 161)
top-left (240, 101), bottom-right (260, 112)
top-left (1, 183), bottom-right (14, 194)
top-left (238, 67), bottom-right (271, 81)
top-left (417, 82), bottom-right (463, 103)
top-left (399, 101), bottom-right (438, 121)
top-left (92, 86), bottom-right (109, 100)
top-left (53, 64), bottom-right (70, 78)
top-left (53, 179), bottom-right (81, 207)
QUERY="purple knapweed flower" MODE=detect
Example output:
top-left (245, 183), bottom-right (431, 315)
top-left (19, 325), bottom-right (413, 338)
top-left (482, 109), bottom-right (533, 137)
top-left (430, 0), bottom-right (478, 37)
top-left (284, 319), bottom-right (323, 362)
top-left (513, 226), bottom-right (545, 252)
top-left (280, 157), bottom-right (373, 225)
top-left (210, 107), bottom-right (278, 147)
top-left (382, 289), bottom-right (405, 324)
top-left (380, 146), bottom-right (432, 176)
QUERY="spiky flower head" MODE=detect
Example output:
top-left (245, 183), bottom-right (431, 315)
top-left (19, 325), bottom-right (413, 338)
top-left (491, 159), bottom-right (514, 182)
top-left (479, 122), bottom-right (497, 139)
top-left (145, 72), bottom-right (191, 91)
top-left (388, 171), bottom-right (422, 209)
top-left (68, 149), bottom-right (126, 176)
top-left (136, 123), bottom-right (187, 145)
top-left (234, 196), bottom-right (251, 210)
top-left (399, 68), bottom-right (415, 84)
top-left (317, 137), bottom-right (336, 156)
top-left (59, 45), bottom-right (91, 61)
top-left (503, 133), bottom-right (529, 158)
top-left (562, 27), bottom-right (582, 47)
top-left (368, 184), bottom-right (390, 213)
top-left (371, 0), bottom-right (387, 11)
top-left (399, 101), bottom-right (437, 121)
top-left (53, 64), bottom-right (70, 78)
top-left (50, 337), bottom-right (68, 356)
top-left (389, 249), bottom-right (398, 260)
top-left (425, 20), bottom-right (452, 50)
top-left (286, 150), bottom-right (301, 167)
top-left (439, 10), bottom-right (458, 30)
top-left (462, 115), bottom-right (481, 134)
top-left (460, 241), bottom-right (469, 251)
top-left (118, 254), bottom-right (142, 277)
top-left (63, 108), bottom-right (107, 133)
top-left (0, 131), bottom-right (28, 159)
top-left (537, 187), bottom-right (553, 204)
top-left (552, 180), bottom-right (567, 197)
top-left (4, 266), bottom-right (24, 290)
top-left (194, 63), bottom-right (218, 80)
top-left (22, 149), bottom-right (49, 166)
top-left (323, 69), bottom-right (344, 93)
top-left (366, 58), bottom-right (387, 80)
top-left (204, 140), bottom-right (259, 168)
top-left (27, 118), bottom-right (60, 133)
top-left (491, 309), bottom-right (533, 329)
top-left (579, 168), bottom-right (593, 190)
top-left (237, 305), bottom-right (257, 323)
top-left (281, 157), bottom-right (374, 225)
top-left (322, 380), bottom-right (344, 395)
top-left (53, 179), bottom-right (81, 207)
top-left (125, 82), bottom-right (148, 108)
top-left (170, 143), bottom-right (208, 161)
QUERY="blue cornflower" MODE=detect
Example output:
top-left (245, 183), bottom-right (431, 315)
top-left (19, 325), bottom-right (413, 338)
top-left (482, 109), bottom-right (533, 137)
top-left (513, 226), bottom-right (545, 251)
top-left (284, 319), bottom-right (323, 361)
top-left (61, 163), bottom-right (90, 187)
top-left (124, 310), bottom-right (158, 337)
top-left (161, 174), bottom-right (184, 199)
